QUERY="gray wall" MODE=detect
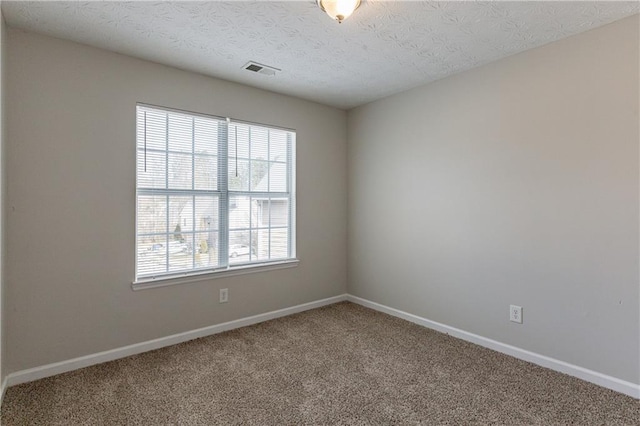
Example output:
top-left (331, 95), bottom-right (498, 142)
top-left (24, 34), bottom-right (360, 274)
top-left (0, 11), bottom-right (5, 385)
top-left (5, 29), bottom-right (347, 373)
top-left (347, 15), bottom-right (639, 384)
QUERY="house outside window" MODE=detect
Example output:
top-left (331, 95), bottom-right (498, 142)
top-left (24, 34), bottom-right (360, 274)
top-left (135, 104), bottom-right (296, 283)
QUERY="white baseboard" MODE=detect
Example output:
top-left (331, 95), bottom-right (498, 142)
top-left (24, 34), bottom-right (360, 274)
top-left (5, 294), bottom-right (348, 388)
top-left (347, 295), bottom-right (640, 399)
top-left (0, 376), bottom-right (7, 406)
top-left (5, 293), bottom-right (638, 400)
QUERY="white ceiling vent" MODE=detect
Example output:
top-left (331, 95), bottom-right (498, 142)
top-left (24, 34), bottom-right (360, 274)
top-left (243, 61), bottom-right (280, 76)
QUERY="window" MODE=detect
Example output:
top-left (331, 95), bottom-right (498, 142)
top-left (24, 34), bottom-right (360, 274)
top-left (135, 104), bottom-right (296, 283)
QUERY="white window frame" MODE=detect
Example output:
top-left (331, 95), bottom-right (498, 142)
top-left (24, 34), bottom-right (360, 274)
top-left (133, 104), bottom-right (297, 290)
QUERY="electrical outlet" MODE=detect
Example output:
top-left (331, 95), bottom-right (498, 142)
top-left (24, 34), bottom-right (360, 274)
top-left (219, 288), bottom-right (228, 304)
top-left (510, 305), bottom-right (523, 324)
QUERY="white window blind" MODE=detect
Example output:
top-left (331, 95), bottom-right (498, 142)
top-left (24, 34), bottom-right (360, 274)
top-left (136, 104), bottom-right (296, 281)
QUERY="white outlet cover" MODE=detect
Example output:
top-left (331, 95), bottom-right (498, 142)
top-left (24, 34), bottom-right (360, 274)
top-left (510, 305), bottom-right (523, 324)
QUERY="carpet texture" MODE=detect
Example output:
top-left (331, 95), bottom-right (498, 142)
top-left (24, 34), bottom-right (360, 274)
top-left (2, 302), bottom-right (638, 425)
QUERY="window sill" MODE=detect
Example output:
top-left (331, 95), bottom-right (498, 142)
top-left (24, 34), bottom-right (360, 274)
top-left (132, 259), bottom-right (300, 291)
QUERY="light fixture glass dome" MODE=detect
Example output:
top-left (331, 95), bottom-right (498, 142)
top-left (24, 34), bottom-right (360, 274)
top-left (317, 0), bottom-right (361, 23)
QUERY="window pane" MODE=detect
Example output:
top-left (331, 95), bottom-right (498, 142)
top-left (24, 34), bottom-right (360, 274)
top-left (229, 230), bottom-right (251, 264)
top-left (270, 130), bottom-right (287, 162)
top-left (136, 105), bottom-right (295, 280)
top-left (228, 124), bottom-right (249, 159)
top-left (228, 159), bottom-right (249, 191)
top-left (195, 231), bottom-right (219, 268)
top-left (269, 198), bottom-right (289, 227)
top-left (169, 233), bottom-right (193, 272)
top-left (138, 108), bottom-right (167, 151)
top-left (137, 195), bottom-right (167, 235)
top-left (250, 160), bottom-right (269, 191)
top-left (253, 229), bottom-right (270, 261)
top-left (194, 117), bottom-right (218, 155)
top-left (270, 228), bottom-right (288, 259)
top-left (136, 111), bottom-right (145, 150)
top-left (250, 127), bottom-right (269, 160)
top-left (168, 114), bottom-right (192, 153)
top-left (168, 152), bottom-right (192, 189)
top-left (229, 196), bottom-right (250, 230)
top-left (137, 150), bottom-right (166, 189)
top-left (255, 199), bottom-right (270, 227)
top-left (195, 196), bottom-right (219, 232)
top-left (169, 196), bottom-right (193, 234)
top-left (194, 155), bottom-right (217, 191)
top-left (137, 235), bottom-right (167, 276)
top-left (269, 162), bottom-right (287, 192)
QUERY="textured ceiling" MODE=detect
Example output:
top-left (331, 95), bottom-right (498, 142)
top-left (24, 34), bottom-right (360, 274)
top-left (2, 1), bottom-right (639, 109)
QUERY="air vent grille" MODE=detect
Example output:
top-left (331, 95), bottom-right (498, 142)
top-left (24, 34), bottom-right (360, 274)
top-left (243, 61), bottom-right (280, 76)
top-left (246, 64), bottom-right (263, 72)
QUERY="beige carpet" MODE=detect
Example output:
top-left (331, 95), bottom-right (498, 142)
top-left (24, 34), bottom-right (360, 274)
top-left (2, 302), bottom-right (638, 425)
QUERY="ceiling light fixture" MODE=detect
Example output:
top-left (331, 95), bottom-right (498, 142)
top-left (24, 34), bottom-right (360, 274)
top-left (317, 0), bottom-right (361, 23)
